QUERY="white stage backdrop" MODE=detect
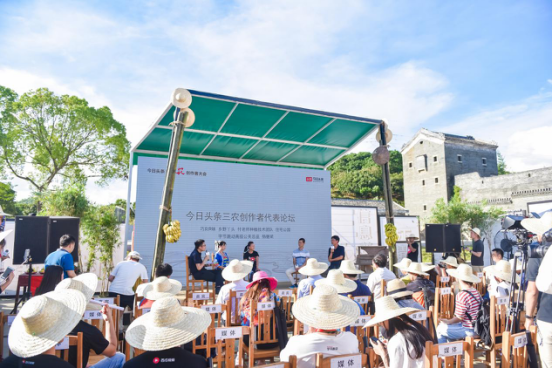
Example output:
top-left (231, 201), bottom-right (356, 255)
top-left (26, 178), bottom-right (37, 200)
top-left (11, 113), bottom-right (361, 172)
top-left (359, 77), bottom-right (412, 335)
top-left (135, 156), bottom-right (331, 282)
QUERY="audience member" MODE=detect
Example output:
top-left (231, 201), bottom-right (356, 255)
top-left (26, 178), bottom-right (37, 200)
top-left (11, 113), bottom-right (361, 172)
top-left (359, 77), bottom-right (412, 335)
top-left (328, 235), bottom-right (345, 270)
top-left (406, 234), bottom-right (420, 262)
top-left (339, 260), bottom-right (371, 297)
top-left (387, 279), bottom-right (425, 310)
top-left (436, 264), bottom-right (483, 343)
top-left (35, 265), bottom-right (63, 296)
top-left (364, 296), bottom-right (434, 368)
top-left (405, 263), bottom-right (436, 304)
top-left (491, 248), bottom-right (504, 263)
top-left (466, 228), bottom-right (484, 273)
top-left (137, 263), bottom-right (173, 300)
top-left (124, 297), bottom-right (211, 368)
top-left (316, 269), bottom-right (365, 315)
top-left (280, 285), bottom-right (360, 367)
top-left (215, 259), bottom-right (252, 323)
top-left (297, 259), bottom-right (328, 299)
top-left (44, 234), bottom-right (77, 278)
top-left (366, 254), bottom-right (395, 299)
top-left (393, 258), bottom-right (412, 277)
top-left (286, 238), bottom-right (310, 288)
top-left (240, 271), bottom-right (279, 329)
top-left (487, 260), bottom-right (514, 298)
top-left (1, 289), bottom-right (86, 368)
top-left (190, 239), bottom-right (224, 293)
top-left (140, 277), bottom-right (182, 309)
top-left (214, 241), bottom-right (229, 270)
top-left (243, 241), bottom-right (260, 282)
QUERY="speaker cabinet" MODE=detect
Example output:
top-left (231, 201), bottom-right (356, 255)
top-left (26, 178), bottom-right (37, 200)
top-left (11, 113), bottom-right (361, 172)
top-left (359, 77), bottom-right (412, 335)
top-left (425, 223), bottom-right (462, 253)
top-left (48, 217), bottom-right (80, 262)
top-left (13, 216), bottom-right (50, 264)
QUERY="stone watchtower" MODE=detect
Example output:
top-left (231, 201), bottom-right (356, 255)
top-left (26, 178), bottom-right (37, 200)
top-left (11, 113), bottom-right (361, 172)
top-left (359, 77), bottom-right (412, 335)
top-left (400, 129), bottom-right (498, 217)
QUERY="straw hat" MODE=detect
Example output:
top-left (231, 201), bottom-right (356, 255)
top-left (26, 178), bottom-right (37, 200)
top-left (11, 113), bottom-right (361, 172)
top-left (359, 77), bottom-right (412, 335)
top-left (222, 259), bottom-right (253, 282)
top-left (386, 279), bottom-right (414, 299)
top-left (442, 256), bottom-right (459, 268)
top-left (469, 228), bottom-right (482, 238)
top-left (142, 277), bottom-right (182, 300)
top-left (393, 258), bottom-right (412, 271)
top-left (125, 297), bottom-right (211, 351)
top-left (315, 269), bottom-right (357, 294)
top-left (406, 234), bottom-right (419, 240)
top-left (447, 264), bottom-right (481, 284)
top-left (421, 263), bottom-right (436, 272)
top-left (489, 260), bottom-right (515, 282)
top-left (55, 273), bottom-right (99, 311)
top-left (9, 289), bottom-right (87, 358)
top-left (292, 284), bottom-right (359, 330)
top-left (339, 260), bottom-right (363, 275)
top-left (406, 263), bottom-right (429, 277)
top-left (363, 296), bottom-right (419, 327)
top-left (299, 258), bottom-right (328, 276)
top-left (522, 212), bottom-right (552, 236)
top-left (246, 271), bottom-right (278, 291)
top-left (0, 206), bottom-right (10, 217)
top-left (0, 230), bottom-right (13, 243)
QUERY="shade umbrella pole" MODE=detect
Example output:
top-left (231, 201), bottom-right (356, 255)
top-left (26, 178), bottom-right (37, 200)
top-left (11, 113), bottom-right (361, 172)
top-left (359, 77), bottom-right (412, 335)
top-left (378, 121), bottom-right (396, 270)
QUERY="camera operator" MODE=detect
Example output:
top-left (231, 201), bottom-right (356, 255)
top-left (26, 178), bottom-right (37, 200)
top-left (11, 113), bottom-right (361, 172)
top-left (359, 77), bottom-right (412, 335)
top-left (523, 213), bottom-right (552, 368)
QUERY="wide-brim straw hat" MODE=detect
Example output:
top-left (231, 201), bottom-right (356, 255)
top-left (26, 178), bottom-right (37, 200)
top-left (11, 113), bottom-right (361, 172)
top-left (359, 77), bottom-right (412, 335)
top-left (522, 212), bottom-right (552, 236)
top-left (222, 259), bottom-right (253, 282)
top-left (364, 296), bottom-right (419, 327)
top-left (299, 258), bottom-right (328, 276)
top-left (406, 234), bottom-right (419, 240)
top-left (489, 260), bottom-right (514, 282)
top-left (393, 258), bottom-right (412, 271)
top-left (0, 230), bottom-right (13, 243)
top-left (0, 206), bottom-right (10, 217)
top-left (315, 269), bottom-right (357, 293)
top-left (292, 284), bottom-right (359, 330)
top-left (125, 297), bottom-right (211, 351)
top-left (246, 271), bottom-right (278, 291)
top-left (406, 263), bottom-right (429, 277)
top-left (386, 279), bottom-right (414, 299)
top-left (447, 264), bottom-right (481, 284)
top-left (143, 277), bottom-right (182, 300)
top-left (421, 263), bottom-right (436, 272)
top-left (9, 289), bottom-right (87, 358)
top-left (442, 256), bottom-right (459, 268)
top-left (339, 260), bottom-right (363, 275)
top-left (469, 228), bottom-right (482, 238)
top-left (55, 273), bottom-right (99, 311)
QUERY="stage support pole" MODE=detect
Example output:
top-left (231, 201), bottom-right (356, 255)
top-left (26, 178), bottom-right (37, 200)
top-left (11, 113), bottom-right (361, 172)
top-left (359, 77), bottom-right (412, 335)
top-left (379, 121), bottom-right (396, 270)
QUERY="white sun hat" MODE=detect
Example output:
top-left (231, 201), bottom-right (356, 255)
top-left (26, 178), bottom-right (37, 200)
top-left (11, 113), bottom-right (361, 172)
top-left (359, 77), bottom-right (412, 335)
top-left (125, 296), bottom-right (211, 351)
top-left (292, 284), bottom-right (360, 330)
top-left (393, 258), bottom-right (412, 270)
top-left (127, 251), bottom-right (142, 260)
top-left (364, 296), bottom-right (419, 328)
top-left (469, 228), bottom-right (482, 238)
top-left (55, 272), bottom-right (99, 311)
top-left (446, 263), bottom-right (481, 284)
top-left (0, 206), bottom-right (11, 217)
top-left (339, 260), bottom-right (364, 275)
top-left (386, 279), bottom-right (414, 299)
top-left (442, 256), bottom-right (459, 268)
top-left (489, 260), bottom-right (517, 282)
top-left (0, 230), bottom-right (13, 243)
top-left (298, 258), bottom-right (328, 276)
top-left (315, 269), bottom-right (357, 294)
top-left (222, 259), bottom-right (253, 282)
top-left (142, 277), bottom-right (182, 301)
top-left (406, 263), bottom-right (429, 277)
top-left (522, 212), bottom-right (552, 236)
top-left (8, 290), bottom-right (87, 358)
top-left (406, 234), bottom-right (419, 240)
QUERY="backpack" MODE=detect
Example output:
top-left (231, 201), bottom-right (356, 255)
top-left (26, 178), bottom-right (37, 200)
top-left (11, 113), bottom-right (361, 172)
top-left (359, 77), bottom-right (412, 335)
top-left (273, 299), bottom-right (289, 350)
top-left (465, 290), bottom-right (492, 347)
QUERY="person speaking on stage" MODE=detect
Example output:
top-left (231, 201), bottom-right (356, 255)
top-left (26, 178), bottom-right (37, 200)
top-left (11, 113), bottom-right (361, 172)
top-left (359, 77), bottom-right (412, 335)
top-left (243, 241), bottom-right (259, 282)
top-left (328, 235), bottom-right (345, 270)
top-left (189, 239), bottom-right (224, 294)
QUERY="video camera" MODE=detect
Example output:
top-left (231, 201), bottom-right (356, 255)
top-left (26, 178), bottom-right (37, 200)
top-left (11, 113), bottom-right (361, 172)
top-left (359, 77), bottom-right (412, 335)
top-left (501, 215), bottom-right (550, 258)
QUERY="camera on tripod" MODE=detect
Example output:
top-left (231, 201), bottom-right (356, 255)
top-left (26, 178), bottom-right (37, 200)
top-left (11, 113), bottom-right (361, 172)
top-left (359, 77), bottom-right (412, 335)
top-left (501, 215), bottom-right (550, 259)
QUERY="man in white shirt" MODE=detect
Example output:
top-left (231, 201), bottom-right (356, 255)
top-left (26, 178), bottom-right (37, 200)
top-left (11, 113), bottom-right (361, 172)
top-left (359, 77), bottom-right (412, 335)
top-left (108, 251), bottom-right (148, 324)
top-left (296, 258), bottom-right (328, 299)
top-left (366, 253), bottom-right (396, 299)
top-left (215, 259), bottom-right (252, 324)
top-left (488, 260), bottom-right (514, 298)
top-left (285, 238), bottom-right (310, 288)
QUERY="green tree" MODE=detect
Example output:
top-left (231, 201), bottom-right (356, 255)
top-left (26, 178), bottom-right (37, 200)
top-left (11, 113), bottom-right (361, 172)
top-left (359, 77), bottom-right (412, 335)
top-left (14, 198), bottom-right (38, 216)
top-left (0, 182), bottom-right (16, 216)
top-left (40, 183), bottom-right (89, 218)
top-left (497, 151), bottom-right (509, 175)
top-left (0, 86), bottom-right (130, 205)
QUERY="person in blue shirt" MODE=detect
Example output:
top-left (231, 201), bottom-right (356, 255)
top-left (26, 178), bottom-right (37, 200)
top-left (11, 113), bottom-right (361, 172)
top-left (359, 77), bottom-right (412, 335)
top-left (339, 260), bottom-right (371, 297)
top-left (286, 238), bottom-right (310, 288)
top-left (214, 241), bottom-right (229, 270)
top-left (44, 234), bottom-right (76, 279)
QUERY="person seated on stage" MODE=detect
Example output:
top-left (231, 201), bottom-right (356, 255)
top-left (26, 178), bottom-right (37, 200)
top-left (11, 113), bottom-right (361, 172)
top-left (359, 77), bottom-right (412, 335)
top-left (328, 235), bottom-right (345, 270)
top-left (124, 297), bottom-right (210, 368)
top-left (44, 234), bottom-right (77, 279)
top-left (1, 289), bottom-right (87, 368)
top-left (405, 263), bottom-right (435, 307)
top-left (214, 240), bottom-right (230, 270)
top-left (286, 238), bottom-right (310, 288)
top-left (366, 253), bottom-right (395, 299)
top-left (436, 264), bottom-right (483, 343)
top-left (487, 260), bottom-right (514, 298)
top-left (280, 285), bottom-right (360, 368)
top-left (393, 258), bottom-right (412, 277)
top-left (339, 260), bottom-right (371, 297)
top-left (215, 259), bottom-right (252, 324)
top-left (387, 279), bottom-right (425, 310)
top-left (243, 241), bottom-right (260, 282)
top-left (190, 239), bottom-right (224, 294)
top-left (137, 263), bottom-right (173, 308)
top-left (35, 265), bottom-right (63, 296)
top-left (316, 269), bottom-right (365, 316)
top-left (139, 277), bottom-right (182, 310)
top-left (365, 296), bottom-right (433, 368)
top-left (297, 258), bottom-right (328, 299)
top-left (0, 231), bottom-right (14, 292)
top-left (56, 273), bottom-right (126, 368)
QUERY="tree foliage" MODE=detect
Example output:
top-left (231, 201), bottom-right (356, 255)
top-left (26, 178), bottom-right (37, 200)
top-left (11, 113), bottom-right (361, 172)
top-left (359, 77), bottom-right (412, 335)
top-left (497, 151), bottom-right (509, 175)
top-left (40, 183), bottom-right (89, 218)
top-left (0, 86), bottom-right (130, 198)
top-left (328, 151), bottom-right (404, 204)
top-left (0, 182), bottom-right (16, 216)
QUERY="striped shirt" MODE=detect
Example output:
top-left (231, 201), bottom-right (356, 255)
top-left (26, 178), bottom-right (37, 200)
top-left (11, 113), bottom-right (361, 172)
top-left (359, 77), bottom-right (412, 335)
top-left (454, 289), bottom-right (482, 328)
top-left (293, 248), bottom-right (310, 267)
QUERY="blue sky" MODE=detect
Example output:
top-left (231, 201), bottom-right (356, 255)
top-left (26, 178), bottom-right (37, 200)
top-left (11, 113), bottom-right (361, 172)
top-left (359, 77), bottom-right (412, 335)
top-left (0, 0), bottom-right (551, 203)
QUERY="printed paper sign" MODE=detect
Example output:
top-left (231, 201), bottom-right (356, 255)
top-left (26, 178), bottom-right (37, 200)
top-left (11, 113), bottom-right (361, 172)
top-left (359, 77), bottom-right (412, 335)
top-left (438, 342), bottom-right (463, 357)
top-left (440, 276), bottom-right (450, 283)
top-left (201, 304), bottom-right (222, 314)
top-left (236, 291), bottom-right (246, 299)
top-left (193, 292), bottom-right (210, 301)
top-left (142, 308), bottom-right (151, 314)
top-left (84, 310), bottom-right (103, 320)
top-left (215, 327), bottom-right (242, 341)
top-left (497, 296), bottom-right (509, 306)
top-left (277, 289), bottom-right (293, 297)
top-left (410, 311), bottom-right (426, 321)
top-left (477, 272), bottom-right (484, 278)
top-left (93, 297), bottom-right (115, 305)
top-left (354, 296), bottom-right (369, 304)
top-left (55, 337), bottom-right (69, 350)
top-left (352, 315), bottom-right (371, 327)
top-left (258, 302), bottom-right (275, 311)
top-left (440, 287), bottom-right (452, 295)
top-left (513, 335), bottom-right (528, 348)
top-left (330, 354), bottom-right (362, 368)
top-left (7, 315), bottom-right (15, 326)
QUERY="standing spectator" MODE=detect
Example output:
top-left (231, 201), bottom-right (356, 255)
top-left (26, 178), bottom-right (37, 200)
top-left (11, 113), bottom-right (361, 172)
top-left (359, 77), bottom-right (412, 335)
top-left (2, 289), bottom-right (86, 368)
top-left (328, 235), bottom-right (345, 270)
top-left (406, 234), bottom-right (420, 262)
top-left (286, 238), bottom-right (310, 288)
top-left (214, 241), bottom-right (229, 270)
top-left (124, 297), bottom-right (210, 368)
top-left (35, 265), bottom-right (63, 296)
top-left (436, 264), bottom-right (483, 343)
top-left (189, 239), bottom-right (224, 294)
top-left (280, 285), bottom-right (360, 367)
top-left (466, 228), bottom-right (484, 274)
top-left (297, 259), bottom-right (328, 299)
top-left (366, 253), bottom-right (396, 299)
top-left (108, 251), bottom-right (149, 320)
top-left (44, 234), bottom-right (77, 278)
top-left (387, 279), bottom-right (425, 310)
top-left (339, 260), bottom-right (371, 297)
top-left (215, 259), bottom-right (252, 323)
top-left (243, 241), bottom-right (260, 282)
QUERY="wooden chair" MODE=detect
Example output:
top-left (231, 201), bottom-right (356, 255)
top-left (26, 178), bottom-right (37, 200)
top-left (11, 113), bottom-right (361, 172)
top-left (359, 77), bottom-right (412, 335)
top-left (380, 279), bottom-right (387, 297)
top-left (185, 255), bottom-right (211, 302)
top-left (409, 309), bottom-right (436, 340)
top-left (291, 271), bottom-right (301, 286)
top-left (0, 312), bottom-right (17, 360)
top-left (293, 318), bottom-right (307, 336)
top-left (226, 289), bottom-right (247, 326)
top-left (349, 295), bottom-right (371, 315)
top-left (255, 355), bottom-right (297, 368)
top-left (436, 275), bottom-right (451, 288)
top-left (348, 315), bottom-right (374, 352)
top-left (239, 299), bottom-right (281, 368)
top-left (192, 303), bottom-right (225, 357)
top-left (433, 287), bottom-right (455, 327)
top-left (55, 333), bottom-right (84, 368)
top-left (474, 271), bottom-right (486, 296)
top-left (316, 353), bottom-right (367, 368)
top-left (501, 330), bottom-right (531, 368)
top-left (424, 337), bottom-right (474, 368)
top-left (124, 341), bottom-right (145, 362)
top-left (276, 290), bottom-right (295, 332)
top-left (207, 326), bottom-right (248, 368)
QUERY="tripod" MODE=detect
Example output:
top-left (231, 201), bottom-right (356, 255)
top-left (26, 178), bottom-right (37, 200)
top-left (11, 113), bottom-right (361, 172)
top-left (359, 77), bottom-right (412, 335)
top-left (10, 254), bottom-right (33, 314)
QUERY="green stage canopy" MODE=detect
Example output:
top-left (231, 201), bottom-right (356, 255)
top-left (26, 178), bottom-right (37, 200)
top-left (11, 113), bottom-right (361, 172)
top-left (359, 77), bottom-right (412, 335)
top-left (132, 90), bottom-right (382, 169)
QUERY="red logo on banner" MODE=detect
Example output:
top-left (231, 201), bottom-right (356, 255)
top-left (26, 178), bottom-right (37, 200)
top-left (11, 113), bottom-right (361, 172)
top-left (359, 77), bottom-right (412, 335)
top-left (153, 357), bottom-right (160, 364)
top-left (306, 177), bottom-right (313, 182)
